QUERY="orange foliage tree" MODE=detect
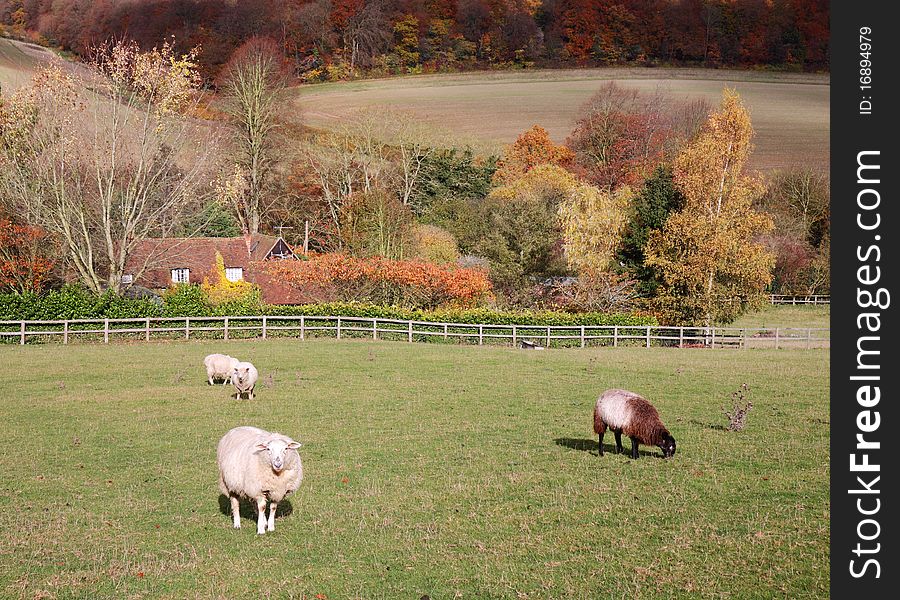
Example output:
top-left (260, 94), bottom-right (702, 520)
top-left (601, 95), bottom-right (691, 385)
top-left (0, 220), bottom-right (55, 293)
top-left (493, 125), bottom-right (575, 184)
top-left (261, 253), bottom-right (493, 309)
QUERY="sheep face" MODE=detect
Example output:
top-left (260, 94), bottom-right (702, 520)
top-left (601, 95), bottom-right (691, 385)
top-left (255, 438), bottom-right (301, 473)
top-left (659, 434), bottom-right (677, 458)
top-left (233, 366), bottom-right (252, 387)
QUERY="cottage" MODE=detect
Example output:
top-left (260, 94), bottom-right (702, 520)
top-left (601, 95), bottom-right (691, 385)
top-left (124, 234), bottom-right (304, 304)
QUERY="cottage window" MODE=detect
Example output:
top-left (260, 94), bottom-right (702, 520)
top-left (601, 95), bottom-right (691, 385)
top-left (171, 268), bottom-right (190, 283)
top-left (225, 267), bottom-right (243, 282)
top-left (121, 274), bottom-right (133, 284)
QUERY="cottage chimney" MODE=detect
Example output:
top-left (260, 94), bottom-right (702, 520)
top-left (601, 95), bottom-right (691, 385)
top-left (243, 232), bottom-right (252, 256)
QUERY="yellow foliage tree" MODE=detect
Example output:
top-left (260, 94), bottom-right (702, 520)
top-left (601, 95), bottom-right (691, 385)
top-left (644, 89), bottom-right (775, 326)
top-left (413, 224), bottom-right (460, 264)
top-left (558, 184), bottom-right (633, 273)
top-left (202, 251), bottom-right (261, 308)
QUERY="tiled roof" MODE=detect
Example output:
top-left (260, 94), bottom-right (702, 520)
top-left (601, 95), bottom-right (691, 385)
top-left (125, 235), bottom-right (303, 304)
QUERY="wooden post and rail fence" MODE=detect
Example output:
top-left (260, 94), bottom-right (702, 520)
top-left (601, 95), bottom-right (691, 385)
top-left (0, 316), bottom-right (830, 350)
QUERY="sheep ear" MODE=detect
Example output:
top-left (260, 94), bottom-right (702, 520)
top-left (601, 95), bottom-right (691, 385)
top-left (254, 443), bottom-right (269, 451)
top-left (287, 441), bottom-right (301, 449)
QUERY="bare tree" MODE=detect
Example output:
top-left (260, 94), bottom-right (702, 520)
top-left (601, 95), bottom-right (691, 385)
top-left (220, 38), bottom-right (286, 235)
top-left (0, 41), bottom-right (217, 294)
top-left (342, 0), bottom-right (393, 69)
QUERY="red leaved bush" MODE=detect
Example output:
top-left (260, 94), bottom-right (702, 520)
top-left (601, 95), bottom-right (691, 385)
top-left (259, 254), bottom-right (493, 309)
top-left (0, 220), bottom-right (56, 293)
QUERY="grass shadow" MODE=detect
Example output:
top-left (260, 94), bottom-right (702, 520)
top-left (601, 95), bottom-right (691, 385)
top-left (687, 419), bottom-right (728, 431)
top-left (217, 494), bottom-right (294, 520)
top-left (553, 437), bottom-right (660, 458)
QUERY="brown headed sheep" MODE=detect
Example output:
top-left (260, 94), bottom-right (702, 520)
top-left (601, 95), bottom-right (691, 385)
top-left (593, 389), bottom-right (676, 459)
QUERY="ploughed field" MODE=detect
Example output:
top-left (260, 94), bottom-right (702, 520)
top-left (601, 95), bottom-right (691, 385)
top-left (0, 339), bottom-right (829, 598)
top-left (293, 68), bottom-right (830, 172)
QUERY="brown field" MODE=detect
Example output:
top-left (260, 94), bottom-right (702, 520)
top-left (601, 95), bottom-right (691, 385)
top-left (292, 68), bottom-right (830, 171)
top-left (3, 38), bottom-right (830, 172)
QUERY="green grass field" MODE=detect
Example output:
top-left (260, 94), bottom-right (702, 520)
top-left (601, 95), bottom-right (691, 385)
top-left (731, 304), bottom-right (830, 330)
top-left (0, 338), bottom-right (829, 598)
top-left (293, 68), bottom-right (829, 172)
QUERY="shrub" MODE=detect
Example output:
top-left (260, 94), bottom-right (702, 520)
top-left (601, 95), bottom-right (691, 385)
top-left (413, 225), bottom-right (460, 264)
top-left (259, 254), bottom-right (494, 310)
top-left (0, 285), bottom-right (162, 320)
top-left (263, 302), bottom-right (656, 327)
top-left (201, 252), bottom-right (263, 314)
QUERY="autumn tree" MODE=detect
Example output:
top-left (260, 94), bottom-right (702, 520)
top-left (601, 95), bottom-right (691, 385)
top-left (558, 182), bottom-right (632, 274)
top-left (477, 163), bottom-right (573, 288)
top-left (0, 219), bottom-right (55, 293)
top-left (413, 223), bottom-right (460, 264)
top-left (0, 42), bottom-right (216, 294)
top-left (220, 37), bottom-right (286, 235)
top-left (494, 124), bottom-right (574, 184)
top-left (644, 89), bottom-right (775, 326)
top-left (339, 189), bottom-right (416, 260)
top-left (566, 82), bottom-right (710, 189)
top-left (756, 166), bottom-right (830, 293)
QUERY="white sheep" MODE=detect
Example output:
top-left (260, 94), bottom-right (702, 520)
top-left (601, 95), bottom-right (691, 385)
top-left (217, 426), bottom-right (303, 534)
top-left (231, 361), bottom-right (259, 400)
top-left (204, 353), bottom-right (240, 386)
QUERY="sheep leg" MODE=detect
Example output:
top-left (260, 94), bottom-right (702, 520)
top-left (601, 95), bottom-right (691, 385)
top-left (598, 431), bottom-right (604, 456)
top-left (630, 436), bottom-right (640, 459)
top-left (614, 431), bottom-right (623, 454)
top-left (256, 498), bottom-right (268, 534)
top-left (248, 387), bottom-right (254, 400)
top-left (267, 502), bottom-right (277, 531)
top-left (230, 495), bottom-right (241, 528)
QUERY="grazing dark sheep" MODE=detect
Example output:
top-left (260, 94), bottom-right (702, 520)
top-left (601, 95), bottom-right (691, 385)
top-left (593, 389), bottom-right (676, 459)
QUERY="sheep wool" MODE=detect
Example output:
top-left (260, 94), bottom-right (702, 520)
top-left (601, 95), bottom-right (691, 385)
top-left (232, 362), bottom-right (259, 400)
top-left (204, 353), bottom-right (240, 386)
top-left (593, 389), bottom-right (676, 459)
top-left (217, 426), bottom-right (303, 534)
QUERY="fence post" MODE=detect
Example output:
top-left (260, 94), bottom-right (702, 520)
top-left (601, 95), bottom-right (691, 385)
top-left (373, 319), bottom-right (378, 340)
top-left (444, 323), bottom-right (448, 341)
top-left (223, 317), bottom-right (229, 341)
top-left (711, 327), bottom-right (716, 349)
top-left (614, 326), bottom-right (618, 348)
top-left (478, 324), bottom-right (483, 345)
top-left (337, 317), bottom-right (342, 340)
top-left (806, 328), bottom-right (811, 350)
top-left (580, 325), bottom-right (585, 348)
top-left (64, 320), bottom-right (69, 345)
top-left (185, 317), bottom-right (190, 340)
top-left (145, 317), bottom-right (150, 342)
top-left (512, 325), bottom-right (517, 348)
top-left (741, 328), bottom-right (746, 349)
top-left (408, 321), bottom-right (413, 343)
top-left (646, 326), bottom-right (651, 348)
top-left (300, 316), bottom-right (305, 340)
top-left (546, 326), bottom-right (551, 349)
top-left (678, 326), bottom-right (684, 348)
top-left (262, 316), bottom-right (267, 340)
top-left (104, 318), bottom-right (109, 344)
top-left (20, 321), bottom-right (25, 345)
top-left (775, 327), bottom-right (780, 350)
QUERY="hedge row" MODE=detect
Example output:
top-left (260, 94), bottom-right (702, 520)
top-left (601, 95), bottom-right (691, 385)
top-left (0, 286), bottom-right (656, 327)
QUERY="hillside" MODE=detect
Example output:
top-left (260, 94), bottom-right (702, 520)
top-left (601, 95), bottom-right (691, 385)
top-left (0, 37), bottom-right (50, 90)
top-left (293, 68), bottom-right (830, 171)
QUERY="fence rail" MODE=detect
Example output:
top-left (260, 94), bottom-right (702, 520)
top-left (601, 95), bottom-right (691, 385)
top-left (769, 294), bottom-right (830, 305)
top-left (0, 316), bottom-right (830, 349)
